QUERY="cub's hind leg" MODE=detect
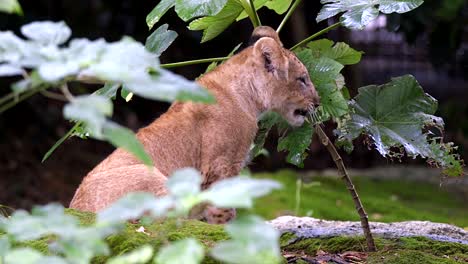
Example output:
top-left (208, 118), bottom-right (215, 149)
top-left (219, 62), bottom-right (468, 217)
top-left (69, 164), bottom-right (168, 212)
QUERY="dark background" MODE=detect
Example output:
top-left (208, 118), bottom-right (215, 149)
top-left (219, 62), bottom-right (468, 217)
top-left (0, 0), bottom-right (467, 209)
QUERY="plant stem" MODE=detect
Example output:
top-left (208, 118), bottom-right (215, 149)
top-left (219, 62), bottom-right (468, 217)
top-left (161, 57), bottom-right (230, 69)
top-left (239, 0), bottom-right (261, 28)
top-left (276, 0), bottom-right (302, 33)
top-left (248, 0), bottom-right (262, 27)
top-left (0, 85), bottom-right (49, 114)
top-left (315, 125), bottom-right (377, 252)
top-left (295, 177), bottom-right (302, 216)
top-left (42, 121), bottom-right (82, 162)
top-left (290, 22), bottom-right (342, 50)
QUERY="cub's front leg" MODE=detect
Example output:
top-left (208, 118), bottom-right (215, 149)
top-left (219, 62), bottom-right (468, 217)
top-left (196, 156), bottom-right (244, 224)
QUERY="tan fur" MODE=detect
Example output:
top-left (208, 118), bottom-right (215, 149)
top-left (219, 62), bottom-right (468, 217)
top-left (69, 26), bottom-right (319, 214)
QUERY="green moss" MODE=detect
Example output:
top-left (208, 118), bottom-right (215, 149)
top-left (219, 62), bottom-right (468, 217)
top-left (64, 208), bottom-right (96, 225)
top-left (95, 219), bottom-right (227, 263)
top-left (253, 170), bottom-right (468, 227)
top-left (281, 235), bottom-right (468, 263)
top-left (367, 250), bottom-right (460, 264)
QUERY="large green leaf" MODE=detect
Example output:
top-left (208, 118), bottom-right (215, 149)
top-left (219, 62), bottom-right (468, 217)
top-left (146, 0), bottom-right (175, 30)
top-left (145, 24), bottom-right (178, 56)
top-left (0, 0), bottom-right (22, 15)
top-left (317, 0), bottom-right (424, 29)
top-left (264, 0), bottom-right (292, 14)
top-left (175, 0), bottom-right (228, 22)
top-left (237, 0), bottom-right (292, 20)
top-left (296, 49), bottom-right (349, 119)
top-left (188, 0), bottom-right (243, 43)
top-left (306, 39), bottom-right (363, 65)
top-left (337, 75), bottom-right (463, 177)
top-left (277, 122), bottom-right (314, 167)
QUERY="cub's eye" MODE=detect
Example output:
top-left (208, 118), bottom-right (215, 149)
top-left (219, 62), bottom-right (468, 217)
top-left (297, 76), bottom-right (307, 85)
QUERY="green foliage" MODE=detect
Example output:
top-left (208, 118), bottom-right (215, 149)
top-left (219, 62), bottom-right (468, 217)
top-left (146, 0), bottom-right (229, 30)
top-left (107, 245), bottom-right (154, 264)
top-left (155, 238), bottom-right (204, 264)
top-left (0, 0), bottom-right (22, 15)
top-left (317, 0), bottom-right (424, 29)
top-left (0, 169), bottom-right (282, 264)
top-left (211, 216), bottom-right (281, 264)
top-left (277, 122), bottom-right (314, 167)
top-left (0, 21), bottom-right (213, 166)
top-left (296, 39), bottom-right (362, 119)
top-left (189, 0), bottom-right (244, 43)
top-left (336, 75), bottom-right (463, 177)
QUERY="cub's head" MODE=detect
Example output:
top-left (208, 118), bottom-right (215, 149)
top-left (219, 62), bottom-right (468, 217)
top-left (250, 26), bottom-right (319, 127)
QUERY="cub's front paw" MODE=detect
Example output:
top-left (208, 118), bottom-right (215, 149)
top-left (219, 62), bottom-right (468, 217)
top-left (203, 206), bottom-right (236, 224)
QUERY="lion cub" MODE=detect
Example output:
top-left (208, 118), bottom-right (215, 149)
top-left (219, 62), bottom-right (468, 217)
top-left (70, 26), bottom-right (319, 222)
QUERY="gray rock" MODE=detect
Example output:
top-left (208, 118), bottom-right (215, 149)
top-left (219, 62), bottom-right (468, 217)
top-left (269, 216), bottom-right (468, 245)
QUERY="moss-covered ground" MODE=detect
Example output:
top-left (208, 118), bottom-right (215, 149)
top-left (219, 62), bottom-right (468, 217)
top-left (252, 170), bottom-right (468, 227)
top-left (11, 170), bottom-right (468, 263)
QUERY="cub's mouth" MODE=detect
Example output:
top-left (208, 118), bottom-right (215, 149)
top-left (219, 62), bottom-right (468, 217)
top-left (294, 108), bottom-right (308, 117)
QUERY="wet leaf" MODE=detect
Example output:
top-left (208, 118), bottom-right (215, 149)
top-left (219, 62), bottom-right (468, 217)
top-left (317, 0), bottom-right (424, 30)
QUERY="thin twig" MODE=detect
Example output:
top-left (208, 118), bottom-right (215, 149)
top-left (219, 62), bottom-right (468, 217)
top-left (40, 90), bottom-right (68, 102)
top-left (161, 57), bottom-right (230, 69)
top-left (60, 83), bottom-right (74, 101)
top-left (290, 22), bottom-right (342, 50)
top-left (276, 0), bottom-right (302, 33)
top-left (314, 125), bottom-right (377, 252)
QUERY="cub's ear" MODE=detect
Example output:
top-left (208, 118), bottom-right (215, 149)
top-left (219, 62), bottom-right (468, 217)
top-left (249, 26), bottom-right (283, 47)
top-left (254, 37), bottom-right (289, 80)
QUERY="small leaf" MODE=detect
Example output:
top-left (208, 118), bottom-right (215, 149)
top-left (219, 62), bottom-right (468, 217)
top-left (0, 64), bottom-right (23, 76)
top-left (63, 95), bottom-right (112, 138)
top-left (155, 238), bottom-right (204, 264)
top-left (4, 248), bottom-right (43, 264)
top-left (102, 123), bottom-right (154, 167)
top-left (175, 0), bottom-right (228, 22)
top-left (4, 204), bottom-right (78, 241)
top-left (166, 168), bottom-right (202, 198)
top-left (277, 122), bottom-right (314, 167)
top-left (98, 193), bottom-right (174, 224)
top-left (146, 0), bottom-right (175, 30)
top-left (126, 69), bottom-right (214, 103)
top-left (0, 0), bottom-right (22, 15)
top-left (201, 176), bottom-right (281, 208)
top-left (107, 245), bottom-right (154, 264)
top-left (20, 21), bottom-right (71, 45)
top-left (211, 216), bottom-right (281, 264)
top-left (252, 112), bottom-right (286, 158)
top-left (145, 24), bottom-right (178, 56)
top-left (188, 0), bottom-right (243, 43)
top-left (0, 236), bottom-right (10, 258)
top-left (38, 61), bottom-right (80, 82)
